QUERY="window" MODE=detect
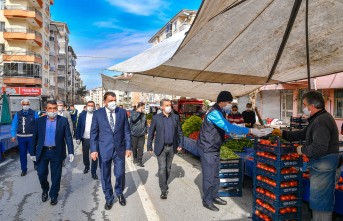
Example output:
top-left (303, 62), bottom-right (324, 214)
top-left (0, 22), bottom-right (5, 32)
top-left (0, 43), bottom-right (4, 53)
top-left (3, 63), bottom-right (41, 78)
top-left (281, 90), bottom-right (294, 119)
top-left (0, 0), bottom-right (4, 10)
top-left (334, 89), bottom-right (343, 118)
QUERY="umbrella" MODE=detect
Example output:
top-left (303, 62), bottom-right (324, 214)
top-left (1, 92), bottom-right (12, 125)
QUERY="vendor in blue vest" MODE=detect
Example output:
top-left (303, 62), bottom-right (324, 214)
top-left (11, 98), bottom-right (39, 176)
top-left (197, 91), bottom-right (272, 211)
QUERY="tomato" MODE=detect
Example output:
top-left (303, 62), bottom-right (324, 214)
top-left (292, 207), bottom-right (297, 213)
top-left (255, 210), bottom-right (261, 216)
top-left (280, 195), bottom-right (286, 201)
top-left (280, 209), bottom-right (286, 214)
top-left (286, 207), bottom-right (292, 213)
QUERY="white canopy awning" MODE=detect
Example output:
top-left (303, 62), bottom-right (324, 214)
top-left (102, 74), bottom-right (261, 100)
top-left (108, 0), bottom-right (343, 83)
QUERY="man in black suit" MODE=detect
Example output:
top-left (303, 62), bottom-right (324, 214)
top-left (147, 98), bottom-right (184, 199)
top-left (30, 100), bottom-right (74, 206)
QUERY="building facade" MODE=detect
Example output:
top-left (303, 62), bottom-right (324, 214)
top-left (48, 23), bottom-right (60, 99)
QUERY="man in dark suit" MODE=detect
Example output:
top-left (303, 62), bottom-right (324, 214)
top-left (30, 100), bottom-right (74, 206)
top-left (76, 100), bottom-right (98, 179)
top-left (90, 92), bottom-right (132, 210)
top-left (147, 98), bottom-right (184, 200)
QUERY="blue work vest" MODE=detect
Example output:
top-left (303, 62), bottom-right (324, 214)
top-left (17, 109), bottom-right (36, 136)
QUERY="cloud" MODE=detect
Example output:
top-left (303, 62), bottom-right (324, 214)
top-left (93, 19), bottom-right (134, 32)
top-left (105, 0), bottom-right (168, 16)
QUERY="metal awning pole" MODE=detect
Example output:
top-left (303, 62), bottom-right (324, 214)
top-left (305, 0), bottom-right (311, 90)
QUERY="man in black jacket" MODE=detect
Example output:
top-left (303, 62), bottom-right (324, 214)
top-left (147, 98), bottom-right (184, 200)
top-left (130, 102), bottom-right (147, 167)
top-left (275, 91), bottom-right (339, 221)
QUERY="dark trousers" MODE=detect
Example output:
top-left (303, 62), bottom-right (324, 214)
top-left (82, 139), bottom-right (98, 175)
top-left (100, 151), bottom-right (125, 204)
top-left (199, 149), bottom-right (220, 205)
top-left (131, 135), bottom-right (145, 163)
top-left (37, 149), bottom-right (63, 199)
top-left (18, 136), bottom-right (36, 172)
top-left (157, 145), bottom-right (174, 192)
top-left (72, 121), bottom-right (77, 137)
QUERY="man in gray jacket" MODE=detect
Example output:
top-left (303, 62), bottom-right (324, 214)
top-left (275, 91), bottom-right (339, 221)
top-left (129, 102), bottom-right (147, 167)
top-left (57, 101), bottom-right (73, 135)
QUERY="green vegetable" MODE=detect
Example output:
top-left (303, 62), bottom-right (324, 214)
top-left (221, 138), bottom-right (254, 152)
top-left (182, 116), bottom-right (203, 137)
top-left (220, 146), bottom-right (239, 159)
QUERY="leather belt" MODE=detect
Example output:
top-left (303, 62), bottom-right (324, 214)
top-left (44, 146), bottom-right (56, 150)
top-left (164, 144), bottom-right (173, 147)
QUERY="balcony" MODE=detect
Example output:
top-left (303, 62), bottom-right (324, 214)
top-left (4, 5), bottom-right (43, 27)
top-left (29, 0), bottom-right (43, 8)
top-left (2, 51), bottom-right (43, 64)
top-left (2, 62), bottom-right (42, 85)
top-left (3, 28), bottom-right (43, 47)
top-left (58, 65), bottom-right (66, 70)
top-left (50, 0), bottom-right (54, 5)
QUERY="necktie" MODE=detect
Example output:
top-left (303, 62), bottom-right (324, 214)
top-left (109, 112), bottom-right (115, 132)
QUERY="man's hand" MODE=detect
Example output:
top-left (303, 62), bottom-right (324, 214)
top-left (68, 154), bottom-right (74, 162)
top-left (250, 128), bottom-right (273, 137)
top-left (91, 152), bottom-right (98, 161)
top-left (11, 137), bottom-right (16, 142)
top-left (30, 156), bottom-right (36, 161)
top-left (296, 145), bottom-right (303, 155)
top-left (76, 140), bottom-right (81, 145)
top-left (126, 150), bottom-right (132, 158)
top-left (177, 147), bottom-right (182, 152)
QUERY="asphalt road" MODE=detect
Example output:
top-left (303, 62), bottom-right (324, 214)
top-left (0, 141), bottom-right (287, 221)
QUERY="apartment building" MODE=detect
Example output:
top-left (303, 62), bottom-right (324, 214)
top-left (49, 23), bottom-right (60, 99)
top-left (51, 21), bottom-right (69, 101)
top-left (148, 9), bottom-right (196, 45)
top-left (0, 0), bottom-right (54, 108)
top-left (67, 45), bottom-right (76, 103)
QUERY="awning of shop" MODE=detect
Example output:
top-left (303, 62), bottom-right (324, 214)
top-left (101, 74), bottom-right (261, 100)
top-left (108, 0), bottom-right (343, 87)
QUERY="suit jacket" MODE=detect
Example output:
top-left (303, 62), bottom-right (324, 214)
top-left (90, 107), bottom-right (131, 161)
top-left (31, 115), bottom-right (74, 161)
top-left (147, 113), bottom-right (184, 156)
top-left (75, 110), bottom-right (89, 141)
top-left (60, 110), bottom-right (73, 133)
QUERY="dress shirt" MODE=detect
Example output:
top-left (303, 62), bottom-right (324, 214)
top-left (83, 112), bottom-right (93, 139)
top-left (106, 107), bottom-right (116, 129)
top-left (44, 117), bottom-right (57, 146)
top-left (162, 114), bottom-right (174, 144)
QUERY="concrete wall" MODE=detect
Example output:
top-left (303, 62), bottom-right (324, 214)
top-left (259, 90), bottom-right (281, 120)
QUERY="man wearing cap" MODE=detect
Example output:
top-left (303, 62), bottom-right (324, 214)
top-left (197, 91), bottom-right (271, 211)
top-left (11, 99), bottom-right (39, 176)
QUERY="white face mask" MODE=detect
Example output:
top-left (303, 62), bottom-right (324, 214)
top-left (303, 107), bottom-right (311, 116)
top-left (47, 111), bottom-right (58, 118)
top-left (22, 105), bottom-right (30, 111)
top-left (246, 107), bottom-right (252, 111)
top-left (223, 103), bottom-right (232, 111)
top-left (57, 106), bottom-right (63, 112)
top-left (107, 101), bottom-right (116, 111)
top-left (87, 107), bottom-right (94, 113)
top-left (232, 111), bottom-right (238, 114)
top-left (164, 106), bottom-right (172, 114)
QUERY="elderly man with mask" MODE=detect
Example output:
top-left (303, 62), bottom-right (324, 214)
top-left (11, 98), bottom-right (39, 176)
top-left (197, 91), bottom-right (272, 211)
top-left (56, 101), bottom-right (73, 135)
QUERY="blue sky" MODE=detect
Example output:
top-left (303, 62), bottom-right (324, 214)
top-left (51, 0), bottom-right (202, 89)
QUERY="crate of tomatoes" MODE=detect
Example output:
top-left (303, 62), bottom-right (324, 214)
top-left (253, 137), bottom-right (302, 221)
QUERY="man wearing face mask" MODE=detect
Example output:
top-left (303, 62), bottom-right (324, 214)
top-left (30, 100), bottom-right (74, 206)
top-left (56, 101), bottom-right (73, 135)
top-left (273, 91), bottom-right (339, 221)
top-left (11, 99), bottom-right (39, 176)
top-left (197, 91), bottom-right (272, 211)
top-left (90, 92), bottom-right (132, 210)
top-left (76, 101), bottom-right (98, 179)
top-left (147, 98), bottom-right (184, 200)
top-left (227, 105), bottom-right (244, 124)
top-left (242, 103), bottom-right (256, 128)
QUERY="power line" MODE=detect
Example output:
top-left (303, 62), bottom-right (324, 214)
top-left (77, 56), bottom-right (118, 59)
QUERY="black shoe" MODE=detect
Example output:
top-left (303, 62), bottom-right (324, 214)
top-left (42, 191), bottom-right (48, 202)
top-left (203, 203), bottom-right (219, 211)
top-left (83, 168), bottom-right (89, 174)
top-left (137, 162), bottom-right (145, 167)
top-left (213, 197), bottom-right (227, 205)
top-left (118, 195), bottom-right (126, 206)
top-left (160, 191), bottom-right (167, 200)
top-left (21, 171), bottom-right (27, 176)
top-left (50, 198), bottom-right (58, 205)
top-left (133, 158), bottom-right (138, 164)
top-left (92, 174), bottom-right (98, 180)
top-left (104, 201), bottom-right (114, 210)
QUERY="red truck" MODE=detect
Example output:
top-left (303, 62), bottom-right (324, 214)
top-left (172, 98), bottom-right (205, 120)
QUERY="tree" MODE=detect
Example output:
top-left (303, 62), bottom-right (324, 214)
top-left (75, 86), bottom-right (88, 103)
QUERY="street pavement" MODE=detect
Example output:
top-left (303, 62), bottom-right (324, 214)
top-left (0, 141), bottom-right (257, 221)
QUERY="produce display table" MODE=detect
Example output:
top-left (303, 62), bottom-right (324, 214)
top-left (0, 125), bottom-right (17, 161)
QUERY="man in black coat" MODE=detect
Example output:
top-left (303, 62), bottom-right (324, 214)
top-left (147, 98), bottom-right (184, 200)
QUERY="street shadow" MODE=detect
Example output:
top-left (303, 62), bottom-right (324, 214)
top-left (142, 152), bottom-right (154, 164)
top-left (167, 163), bottom-right (185, 186)
top-left (194, 173), bottom-right (203, 199)
top-left (124, 169), bottom-right (150, 199)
